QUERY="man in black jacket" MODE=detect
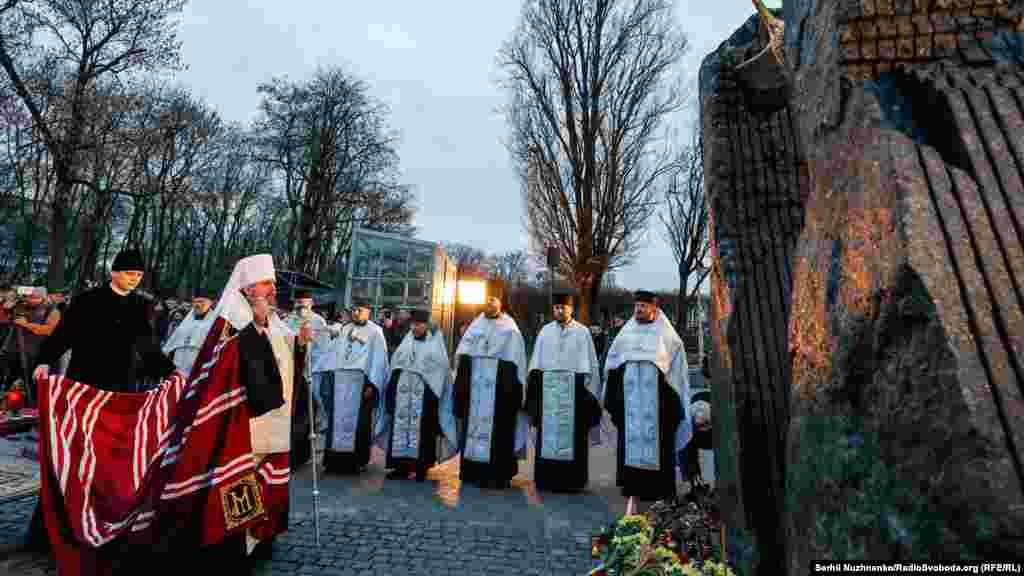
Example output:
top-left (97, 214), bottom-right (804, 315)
top-left (34, 248), bottom-right (179, 392)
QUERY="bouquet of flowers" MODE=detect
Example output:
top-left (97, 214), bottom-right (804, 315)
top-left (589, 487), bottom-right (736, 576)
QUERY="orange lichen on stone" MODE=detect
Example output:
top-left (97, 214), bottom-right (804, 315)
top-left (842, 207), bottom-right (896, 319)
top-left (707, 206), bottom-right (735, 374)
top-left (710, 266), bottom-right (735, 373)
top-left (789, 163), bottom-right (839, 398)
top-left (790, 252), bottom-right (835, 400)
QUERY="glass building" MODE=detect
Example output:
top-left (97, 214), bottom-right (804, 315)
top-left (344, 227), bottom-right (458, 354)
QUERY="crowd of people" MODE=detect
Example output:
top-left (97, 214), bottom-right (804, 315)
top-left (0, 248), bottom-right (710, 574)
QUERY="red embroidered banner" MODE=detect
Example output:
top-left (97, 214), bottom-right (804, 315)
top-left (37, 318), bottom-right (289, 575)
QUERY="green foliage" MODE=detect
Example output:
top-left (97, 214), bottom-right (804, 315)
top-left (787, 414), bottom-right (997, 562)
top-left (592, 514), bottom-right (737, 576)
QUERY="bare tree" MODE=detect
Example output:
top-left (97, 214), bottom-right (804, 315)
top-left (498, 0), bottom-right (688, 323)
top-left (253, 66), bottom-right (414, 280)
top-left (0, 80), bottom-right (49, 283)
top-left (126, 85), bottom-right (218, 291)
top-left (0, 0), bottom-right (186, 290)
top-left (660, 126), bottom-right (709, 327)
top-left (488, 250), bottom-right (531, 286)
top-left (443, 242), bottom-right (488, 275)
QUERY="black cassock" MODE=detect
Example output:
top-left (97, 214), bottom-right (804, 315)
top-left (36, 285), bottom-right (178, 393)
top-left (384, 366), bottom-right (440, 481)
top-left (322, 373), bottom-right (378, 475)
top-left (525, 370), bottom-right (601, 492)
top-left (289, 342), bottom-right (311, 470)
top-left (604, 364), bottom-right (681, 501)
top-left (452, 354), bottom-right (522, 489)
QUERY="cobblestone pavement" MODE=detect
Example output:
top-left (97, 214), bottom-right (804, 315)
top-left (0, 420), bottom-right (636, 575)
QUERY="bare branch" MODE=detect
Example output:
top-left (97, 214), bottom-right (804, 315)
top-left (659, 123), bottom-right (709, 325)
top-left (498, 0), bottom-right (688, 321)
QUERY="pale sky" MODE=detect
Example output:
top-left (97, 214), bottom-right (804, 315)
top-left (173, 1), bottom-right (756, 291)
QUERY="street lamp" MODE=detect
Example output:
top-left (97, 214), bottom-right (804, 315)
top-left (457, 280), bottom-right (486, 305)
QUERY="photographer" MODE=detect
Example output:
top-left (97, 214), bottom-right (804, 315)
top-left (0, 286), bottom-right (61, 403)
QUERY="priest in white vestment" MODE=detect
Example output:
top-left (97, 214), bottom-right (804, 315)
top-left (452, 293), bottom-right (529, 490)
top-left (603, 290), bottom-right (691, 515)
top-left (279, 289), bottom-right (324, 469)
top-left (320, 299), bottom-right (390, 475)
top-left (161, 288), bottom-right (216, 378)
top-left (383, 309), bottom-right (459, 481)
top-left (285, 289), bottom-right (330, 429)
top-left (525, 292), bottom-right (603, 493)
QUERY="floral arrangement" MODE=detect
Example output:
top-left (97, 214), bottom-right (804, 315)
top-left (589, 486), bottom-right (737, 576)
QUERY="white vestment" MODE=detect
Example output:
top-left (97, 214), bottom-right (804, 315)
top-left (454, 313), bottom-right (530, 461)
top-left (162, 310), bottom-right (216, 378)
top-left (285, 310), bottom-right (328, 380)
top-left (603, 309), bottom-right (691, 468)
top-left (320, 320), bottom-right (390, 451)
top-left (386, 328), bottom-right (459, 462)
top-left (528, 319), bottom-right (603, 458)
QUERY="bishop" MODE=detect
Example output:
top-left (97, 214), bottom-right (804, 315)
top-left (196, 253), bottom-right (313, 563)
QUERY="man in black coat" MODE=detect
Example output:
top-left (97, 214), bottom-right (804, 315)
top-left (34, 248), bottom-right (179, 392)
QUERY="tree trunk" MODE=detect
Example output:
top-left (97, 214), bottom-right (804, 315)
top-left (77, 191), bottom-right (112, 289)
top-left (77, 219), bottom-right (99, 288)
top-left (575, 269), bottom-right (604, 325)
top-left (677, 265), bottom-right (686, 327)
top-left (99, 227), bottom-right (113, 284)
top-left (150, 199), bottom-right (172, 293)
top-left (47, 179), bottom-right (71, 291)
top-left (294, 178), bottom-right (320, 275)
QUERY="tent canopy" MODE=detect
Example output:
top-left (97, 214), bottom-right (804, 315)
top-left (275, 270), bottom-right (339, 308)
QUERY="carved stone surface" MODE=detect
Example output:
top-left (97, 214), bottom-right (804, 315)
top-left (702, 0), bottom-right (1024, 572)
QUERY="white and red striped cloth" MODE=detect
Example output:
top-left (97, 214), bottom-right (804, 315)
top-left (38, 317), bottom-right (289, 575)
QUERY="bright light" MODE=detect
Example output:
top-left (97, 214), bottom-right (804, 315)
top-left (442, 283), bottom-right (456, 305)
top-left (457, 281), bottom-right (486, 305)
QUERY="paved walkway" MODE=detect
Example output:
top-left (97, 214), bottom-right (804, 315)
top-left (0, 421), bottom-right (640, 575)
